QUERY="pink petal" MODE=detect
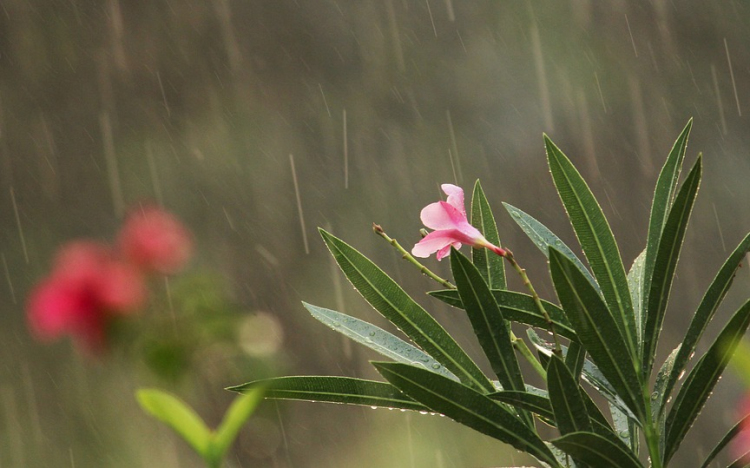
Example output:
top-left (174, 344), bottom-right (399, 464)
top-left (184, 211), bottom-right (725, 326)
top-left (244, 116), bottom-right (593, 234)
top-left (411, 230), bottom-right (460, 258)
top-left (118, 205), bottom-right (192, 274)
top-left (420, 201), bottom-right (467, 230)
top-left (436, 244), bottom-right (459, 260)
top-left (97, 261), bottom-right (146, 313)
top-left (441, 184), bottom-right (465, 215)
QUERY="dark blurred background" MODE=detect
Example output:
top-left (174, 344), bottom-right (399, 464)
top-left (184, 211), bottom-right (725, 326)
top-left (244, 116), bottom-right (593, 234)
top-left (1, 1), bottom-right (750, 466)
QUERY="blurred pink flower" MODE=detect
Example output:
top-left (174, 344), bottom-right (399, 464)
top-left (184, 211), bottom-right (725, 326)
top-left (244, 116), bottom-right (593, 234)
top-left (412, 184), bottom-right (506, 261)
top-left (732, 395), bottom-right (750, 462)
top-left (27, 241), bottom-right (145, 352)
top-left (118, 206), bottom-right (192, 275)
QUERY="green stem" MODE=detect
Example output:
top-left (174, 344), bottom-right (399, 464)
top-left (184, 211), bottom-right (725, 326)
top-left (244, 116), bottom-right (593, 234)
top-left (373, 224), bottom-right (456, 289)
top-left (512, 334), bottom-right (546, 379)
top-left (504, 249), bottom-right (563, 356)
top-left (644, 421), bottom-right (663, 468)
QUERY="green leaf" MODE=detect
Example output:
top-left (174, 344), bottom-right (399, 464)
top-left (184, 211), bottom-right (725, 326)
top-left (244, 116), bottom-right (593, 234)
top-left (565, 340), bottom-right (586, 379)
top-left (449, 249), bottom-right (526, 395)
top-left (551, 432), bottom-right (643, 468)
top-left (545, 135), bottom-right (637, 358)
top-left (227, 376), bottom-right (428, 411)
top-left (548, 248), bottom-right (645, 421)
top-left (471, 181), bottom-right (506, 289)
top-left (660, 233), bottom-right (750, 417)
top-left (642, 119), bottom-right (692, 335)
top-left (429, 289), bottom-right (578, 341)
top-left (610, 403), bottom-right (640, 454)
top-left (503, 202), bottom-right (599, 292)
top-left (488, 390), bottom-right (554, 422)
top-left (320, 229), bottom-right (493, 392)
top-left (700, 413), bottom-right (750, 468)
top-left (627, 249), bottom-right (646, 345)
top-left (663, 300), bottom-right (750, 464)
top-left (547, 354), bottom-right (592, 435)
top-left (653, 346), bottom-right (679, 457)
top-left (136, 389), bottom-right (212, 458)
top-left (642, 156), bottom-right (702, 377)
top-left (211, 386), bottom-right (265, 461)
top-left (303, 302), bottom-right (458, 381)
top-left (373, 362), bottom-right (560, 467)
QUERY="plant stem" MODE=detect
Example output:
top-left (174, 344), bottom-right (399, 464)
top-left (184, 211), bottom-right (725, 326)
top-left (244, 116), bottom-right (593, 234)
top-left (644, 421), bottom-right (664, 468)
top-left (372, 223), bottom-right (456, 289)
top-left (512, 334), bottom-right (547, 379)
top-left (503, 249), bottom-right (563, 356)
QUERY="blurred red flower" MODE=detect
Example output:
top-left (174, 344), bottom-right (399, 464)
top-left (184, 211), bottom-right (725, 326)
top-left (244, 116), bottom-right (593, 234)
top-left (733, 395), bottom-right (750, 463)
top-left (27, 241), bottom-right (145, 352)
top-left (118, 206), bottom-right (192, 275)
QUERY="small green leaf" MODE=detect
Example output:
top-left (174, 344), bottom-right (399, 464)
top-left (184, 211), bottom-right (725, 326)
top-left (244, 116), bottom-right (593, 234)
top-left (545, 135), bottom-right (637, 358)
top-left (660, 233), bottom-right (750, 417)
top-left (227, 376), bottom-right (428, 411)
top-left (320, 229), bottom-right (493, 392)
top-left (429, 289), bottom-right (577, 341)
top-left (565, 340), bottom-right (586, 380)
top-left (503, 202), bottom-right (599, 292)
top-left (373, 362), bottom-right (560, 467)
top-left (653, 346), bottom-right (679, 456)
top-left (549, 248), bottom-right (645, 421)
top-left (664, 300), bottom-right (750, 464)
top-left (700, 413), bottom-right (750, 468)
top-left (136, 389), bottom-right (212, 458)
top-left (627, 249), bottom-right (646, 345)
top-left (642, 119), bottom-right (692, 336)
top-left (211, 387), bottom-right (265, 460)
top-left (471, 181), bottom-right (506, 289)
top-left (304, 302), bottom-right (458, 381)
top-left (552, 431), bottom-right (643, 468)
top-left (547, 354), bottom-right (592, 435)
top-left (642, 156), bottom-right (702, 377)
top-left (610, 403), bottom-right (640, 454)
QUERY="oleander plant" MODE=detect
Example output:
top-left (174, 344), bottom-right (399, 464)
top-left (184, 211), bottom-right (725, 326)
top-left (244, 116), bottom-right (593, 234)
top-left (230, 120), bottom-right (750, 467)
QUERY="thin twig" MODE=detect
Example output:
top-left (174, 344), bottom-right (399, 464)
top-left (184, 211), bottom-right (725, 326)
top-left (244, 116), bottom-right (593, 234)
top-left (373, 223), bottom-right (456, 289)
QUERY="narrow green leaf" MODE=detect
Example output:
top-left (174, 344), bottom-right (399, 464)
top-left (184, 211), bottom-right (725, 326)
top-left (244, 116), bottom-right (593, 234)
top-left (320, 229), bottom-right (493, 392)
top-left (547, 354), bottom-right (592, 435)
top-left (653, 346), bottom-right (679, 457)
top-left (211, 387), bottom-right (265, 460)
top-left (700, 413), bottom-right (750, 468)
top-left (450, 249), bottom-right (526, 394)
top-left (429, 289), bottom-right (578, 341)
top-left (549, 248), bottom-right (645, 421)
top-left (373, 362), bottom-right (560, 467)
top-left (627, 249), bottom-right (646, 345)
top-left (136, 389), bottom-right (212, 458)
top-left (552, 432), bottom-right (643, 468)
top-left (227, 376), bottom-right (428, 411)
top-left (642, 156), bottom-right (702, 377)
top-left (488, 391), bottom-right (555, 421)
top-left (610, 403), bottom-right (640, 454)
top-left (565, 340), bottom-right (586, 379)
top-left (545, 135), bottom-right (637, 358)
top-left (661, 233), bottom-right (750, 417)
top-left (304, 302), bottom-right (458, 381)
top-left (471, 180), bottom-right (506, 289)
top-left (503, 202), bottom-right (599, 291)
top-left (664, 300), bottom-right (750, 464)
top-left (643, 119), bottom-right (693, 336)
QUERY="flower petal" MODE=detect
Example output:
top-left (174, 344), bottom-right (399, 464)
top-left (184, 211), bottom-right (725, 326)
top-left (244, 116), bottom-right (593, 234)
top-left (441, 184), bottom-right (465, 215)
top-left (436, 244), bottom-right (459, 261)
top-left (420, 200), bottom-right (468, 231)
top-left (412, 230), bottom-right (460, 258)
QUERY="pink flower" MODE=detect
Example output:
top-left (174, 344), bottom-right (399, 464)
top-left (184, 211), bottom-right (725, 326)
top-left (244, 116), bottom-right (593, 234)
top-left (412, 184), bottom-right (506, 261)
top-left (27, 241), bottom-right (145, 352)
top-left (732, 395), bottom-right (750, 462)
top-left (118, 205), bottom-right (192, 275)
